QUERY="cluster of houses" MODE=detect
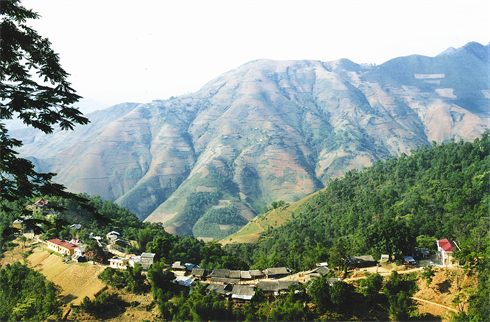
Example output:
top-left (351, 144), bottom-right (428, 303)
top-left (170, 262), bottom-right (342, 301)
top-left (43, 230), bottom-right (156, 268)
top-left (13, 199), bottom-right (463, 302)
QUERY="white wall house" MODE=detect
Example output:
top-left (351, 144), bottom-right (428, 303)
top-left (437, 238), bottom-right (460, 266)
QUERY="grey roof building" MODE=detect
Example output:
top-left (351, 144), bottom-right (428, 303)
top-left (231, 284), bottom-right (255, 301)
top-left (229, 270), bottom-right (241, 279)
top-left (263, 267), bottom-right (291, 278)
top-left (210, 269), bottom-right (231, 278)
top-left (191, 268), bottom-right (207, 279)
top-left (256, 280), bottom-right (299, 295)
top-left (141, 252), bottom-right (156, 270)
top-left (206, 284), bottom-right (232, 296)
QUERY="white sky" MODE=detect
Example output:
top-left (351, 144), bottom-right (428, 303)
top-left (21, 0), bottom-right (490, 107)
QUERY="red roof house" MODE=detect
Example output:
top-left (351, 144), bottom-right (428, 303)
top-left (46, 238), bottom-right (79, 256)
top-left (437, 239), bottom-right (459, 266)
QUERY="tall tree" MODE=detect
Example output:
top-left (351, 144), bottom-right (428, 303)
top-left (0, 0), bottom-right (107, 223)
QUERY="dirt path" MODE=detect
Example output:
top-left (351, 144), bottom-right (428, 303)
top-left (411, 296), bottom-right (459, 313)
top-left (345, 267), bottom-right (423, 281)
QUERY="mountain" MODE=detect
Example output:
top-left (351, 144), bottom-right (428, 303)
top-left (14, 42), bottom-right (490, 239)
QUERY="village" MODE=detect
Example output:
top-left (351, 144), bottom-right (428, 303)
top-left (10, 199), bottom-right (463, 305)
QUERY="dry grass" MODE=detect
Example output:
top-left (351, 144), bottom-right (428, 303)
top-left (1, 240), bottom-right (159, 321)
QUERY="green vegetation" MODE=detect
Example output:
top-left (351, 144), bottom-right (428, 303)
top-left (226, 132), bottom-right (489, 273)
top-left (2, 132), bottom-right (488, 321)
top-left (0, 262), bottom-right (62, 321)
top-left (192, 207), bottom-right (248, 239)
top-left (79, 291), bottom-right (126, 319)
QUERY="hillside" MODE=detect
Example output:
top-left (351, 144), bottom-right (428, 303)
top-left (221, 188), bottom-right (325, 245)
top-left (223, 131), bottom-right (489, 275)
top-left (0, 243), bottom-right (106, 306)
top-left (14, 42), bottom-right (490, 239)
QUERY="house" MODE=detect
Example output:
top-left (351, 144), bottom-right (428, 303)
top-left (70, 224), bottom-right (82, 230)
top-left (27, 199), bottom-right (50, 215)
top-left (229, 270), bottom-right (241, 279)
top-left (240, 271), bottom-right (252, 280)
top-left (256, 280), bottom-right (299, 296)
top-left (141, 252), bottom-right (155, 270)
top-left (231, 284), bottom-right (255, 301)
top-left (172, 261), bottom-right (186, 270)
top-left (109, 257), bottom-right (130, 270)
top-left (174, 276), bottom-right (195, 287)
top-left (209, 269), bottom-right (231, 278)
top-left (72, 247), bottom-right (87, 263)
top-left (74, 245), bottom-right (86, 257)
top-left (106, 231), bottom-right (120, 243)
top-left (249, 269), bottom-right (264, 280)
top-left (263, 267), bottom-right (291, 279)
top-left (347, 255), bottom-right (376, 268)
top-left (191, 268), bottom-right (207, 280)
top-left (380, 254), bottom-right (390, 263)
top-left (12, 216), bottom-right (33, 231)
top-left (130, 253), bottom-right (155, 270)
top-left (46, 238), bottom-right (79, 256)
top-left (209, 277), bottom-right (240, 284)
top-left (184, 263), bottom-right (199, 271)
top-left (206, 283), bottom-right (232, 296)
top-left (437, 239), bottom-right (460, 266)
top-left (309, 266), bottom-right (330, 277)
top-left (327, 278), bottom-right (343, 286)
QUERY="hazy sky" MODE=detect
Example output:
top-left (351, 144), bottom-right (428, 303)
top-left (21, 0), bottom-right (490, 107)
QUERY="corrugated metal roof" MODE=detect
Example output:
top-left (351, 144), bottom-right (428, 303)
top-left (438, 239), bottom-right (457, 252)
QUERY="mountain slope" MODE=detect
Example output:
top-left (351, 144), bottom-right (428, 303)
top-left (15, 42), bottom-right (490, 239)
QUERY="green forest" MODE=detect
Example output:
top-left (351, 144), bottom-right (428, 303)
top-left (1, 132), bottom-right (488, 321)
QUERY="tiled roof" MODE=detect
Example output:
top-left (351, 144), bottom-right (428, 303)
top-left (264, 267), bottom-right (290, 275)
top-left (249, 270), bottom-right (264, 277)
top-left (231, 285), bottom-right (255, 300)
top-left (438, 239), bottom-right (457, 252)
top-left (210, 269), bottom-right (230, 278)
top-left (191, 268), bottom-right (206, 277)
top-left (229, 270), bottom-right (241, 279)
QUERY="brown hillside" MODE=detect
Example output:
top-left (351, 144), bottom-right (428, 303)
top-left (1, 242), bottom-right (106, 306)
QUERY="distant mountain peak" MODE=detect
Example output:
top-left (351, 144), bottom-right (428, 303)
top-left (437, 47), bottom-right (457, 56)
top-left (462, 42), bottom-right (490, 62)
top-left (438, 42), bottom-right (490, 62)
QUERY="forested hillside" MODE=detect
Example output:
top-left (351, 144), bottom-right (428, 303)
top-left (1, 133), bottom-right (488, 321)
top-left (225, 132), bottom-right (489, 269)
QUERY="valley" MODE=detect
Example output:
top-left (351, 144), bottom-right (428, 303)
top-left (12, 42), bottom-right (490, 240)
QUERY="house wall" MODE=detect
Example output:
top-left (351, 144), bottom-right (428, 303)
top-left (46, 241), bottom-right (76, 256)
top-left (110, 260), bottom-right (128, 270)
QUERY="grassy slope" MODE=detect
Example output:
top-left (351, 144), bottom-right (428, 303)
top-left (220, 188), bottom-right (326, 245)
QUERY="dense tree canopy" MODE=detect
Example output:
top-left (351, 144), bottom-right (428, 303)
top-left (0, 262), bottom-right (62, 321)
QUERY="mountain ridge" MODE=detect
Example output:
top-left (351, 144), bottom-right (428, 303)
top-left (13, 42), bottom-right (490, 239)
